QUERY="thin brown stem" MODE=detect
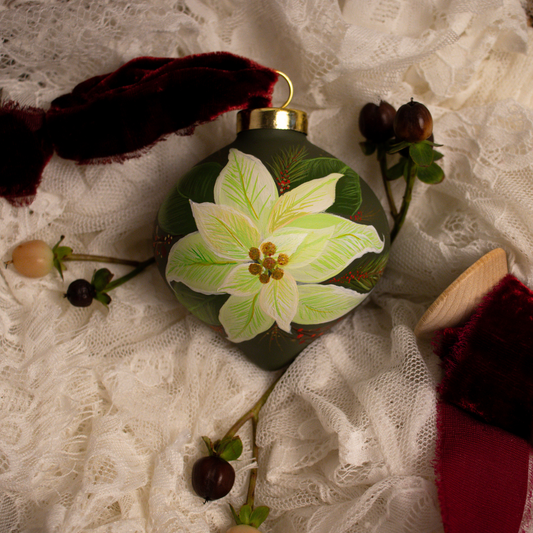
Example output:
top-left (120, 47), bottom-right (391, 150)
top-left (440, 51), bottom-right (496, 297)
top-left (105, 258), bottom-right (155, 292)
top-left (223, 367), bottom-right (287, 517)
top-left (246, 416), bottom-right (259, 509)
top-left (64, 254), bottom-right (142, 267)
top-left (390, 158), bottom-right (416, 243)
top-left (377, 149), bottom-right (398, 219)
top-left (223, 369), bottom-right (286, 440)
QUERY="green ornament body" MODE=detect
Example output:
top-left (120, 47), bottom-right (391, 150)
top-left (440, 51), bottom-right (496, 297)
top-left (154, 128), bottom-right (389, 370)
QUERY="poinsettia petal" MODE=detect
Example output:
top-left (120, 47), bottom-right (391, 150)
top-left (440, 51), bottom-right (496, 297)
top-left (219, 263), bottom-right (262, 296)
top-left (294, 284), bottom-right (367, 325)
top-left (166, 232), bottom-right (240, 295)
top-left (214, 148), bottom-right (278, 236)
top-left (267, 173), bottom-right (343, 233)
top-left (265, 230), bottom-right (307, 258)
top-left (219, 293), bottom-right (274, 343)
top-left (279, 227), bottom-right (333, 270)
top-left (288, 214), bottom-right (385, 283)
top-left (259, 272), bottom-right (298, 333)
top-left (191, 201), bottom-right (261, 261)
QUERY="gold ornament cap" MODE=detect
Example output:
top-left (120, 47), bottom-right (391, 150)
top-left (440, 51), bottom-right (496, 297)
top-left (236, 71), bottom-right (308, 135)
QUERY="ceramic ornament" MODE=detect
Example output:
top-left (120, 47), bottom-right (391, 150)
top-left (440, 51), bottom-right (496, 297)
top-left (154, 73), bottom-right (390, 370)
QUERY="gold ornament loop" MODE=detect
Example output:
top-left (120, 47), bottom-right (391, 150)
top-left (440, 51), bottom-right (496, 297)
top-left (275, 70), bottom-right (293, 109)
top-left (236, 70), bottom-right (307, 134)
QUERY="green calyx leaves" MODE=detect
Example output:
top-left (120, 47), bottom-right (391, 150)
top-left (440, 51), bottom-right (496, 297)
top-left (359, 141), bottom-right (376, 156)
top-left (52, 236), bottom-right (73, 279)
top-left (202, 435), bottom-right (243, 462)
top-left (383, 139), bottom-right (444, 185)
top-left (230, 503), bottom-right (270, 529)
top-left (90, 268), bottom-right (114, 307)
top-left (409, 141), bottom-right (433, 167)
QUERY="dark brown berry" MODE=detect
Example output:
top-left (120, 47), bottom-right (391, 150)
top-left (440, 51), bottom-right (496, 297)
top-left (358, 101), bottom-right (396, 143)
top-left (191, 455), bottom-right (235, 501)
top-left (393, 100), bottom-right (433, 142)
top-left (66, 279), bottom-right (96, 307)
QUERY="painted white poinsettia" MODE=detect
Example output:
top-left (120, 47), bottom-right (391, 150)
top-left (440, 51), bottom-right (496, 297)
top-left (167, 149), bottom-right (384, 342)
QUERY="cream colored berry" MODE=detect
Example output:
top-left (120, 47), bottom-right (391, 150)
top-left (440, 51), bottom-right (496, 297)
top-left (11, 240), bottom-right (54, 278)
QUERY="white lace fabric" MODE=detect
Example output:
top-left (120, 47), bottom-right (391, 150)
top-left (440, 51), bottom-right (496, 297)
top-left (1, 1), bottom-right (533, 532)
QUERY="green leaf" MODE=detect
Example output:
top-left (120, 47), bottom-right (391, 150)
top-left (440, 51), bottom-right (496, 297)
top-left (409, 142), bottom-right (433, 167)
top-left (51, 236), bottom-right (72, 279)
top-left (387, 140), bottom-right (411, 154)
top-left (52, 235), bottom-right (66, 251)
top-left (53, 257), bottom-right (65, 280)
top-left (238, 504), bottom-right (252, 525)
top-left (417, 162), bottom-right (445, 184)
top-left (216, 436), bottom-right (243, 462)
top-left (94, 291), bottom-right (112, 307)
top-left (303, 158), bottom-right (362, 216)
top-left (157, 162), bottom-right (222, 236)
top-left (202, 436), bottom-right (215, 456)
top-left (328, 174), bottom-right (363, 218)
top-left (386, 159), bottom-right (406, 181)
top-left (359, 141), bottom-right (376, 156)
top-left (229, 504), bottom-right (241, 525)
top-left (171, 282), bottom-right (228, 326)
top-left (54, 245), bottom-right (72, 261)
top-left (91, 268), bottom-right (114, 291)
top-left (250, 506), bottom-right (270, 528)
top-left (432, 150), bottom-right (444, 161)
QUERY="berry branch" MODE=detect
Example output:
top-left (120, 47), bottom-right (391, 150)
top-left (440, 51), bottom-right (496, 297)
top-left (359, 99), bottom-right (444, 243)
top-left (65, 258), bottom-right (155, 307)
top-left (192, 369), bottom-right (287, 532)
top-left (7, 236), bottom-right (144, 279)
top-left (6, 236), bottom-right (155, 308)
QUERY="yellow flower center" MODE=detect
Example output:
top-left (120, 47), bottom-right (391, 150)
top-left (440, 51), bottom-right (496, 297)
top-left (260, 242), bottom-right (277, 256)
top-left (248, 263), bottom-right (263, 276)
top-left (259, 273), bottom-right (271, 284)
top-left (271, 268), bottom-right (284, 280)
top-left (248, 245), bottom-right (290, 282)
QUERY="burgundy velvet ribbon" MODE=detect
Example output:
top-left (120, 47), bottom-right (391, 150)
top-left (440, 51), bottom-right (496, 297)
top-left (0, 52), bottom-right (278, 206)
top-left (434, 273), bottom-right (533, 533)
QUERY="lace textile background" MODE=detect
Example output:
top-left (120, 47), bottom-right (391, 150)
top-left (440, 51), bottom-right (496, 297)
top-left (1, 1), bottom-right (533, 532)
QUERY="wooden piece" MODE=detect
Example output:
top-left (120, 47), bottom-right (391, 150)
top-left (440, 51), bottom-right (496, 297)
top-left (414, 248), bottom-right (508, 338)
